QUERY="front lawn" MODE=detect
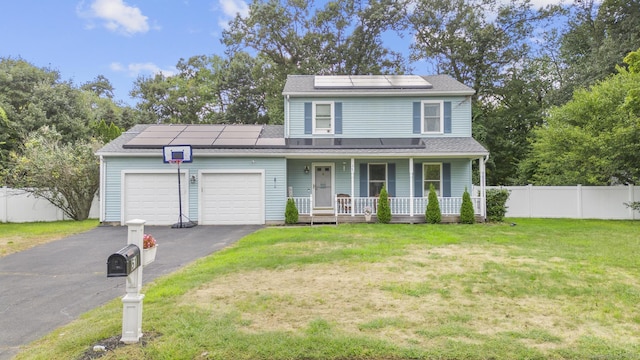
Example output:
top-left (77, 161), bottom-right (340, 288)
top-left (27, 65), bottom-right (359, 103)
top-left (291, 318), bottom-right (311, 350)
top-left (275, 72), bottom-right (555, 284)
top-left (16, 219), bottom-right (640, 359)
top-left (0, 219), bottom-right (99, 257)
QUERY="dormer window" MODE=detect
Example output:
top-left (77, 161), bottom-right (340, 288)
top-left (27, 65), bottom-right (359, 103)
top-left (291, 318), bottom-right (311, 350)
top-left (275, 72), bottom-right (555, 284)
top-left (313, 102), bottom-right (334, 134)
top-left (422, 101), bottom-right (444, 134)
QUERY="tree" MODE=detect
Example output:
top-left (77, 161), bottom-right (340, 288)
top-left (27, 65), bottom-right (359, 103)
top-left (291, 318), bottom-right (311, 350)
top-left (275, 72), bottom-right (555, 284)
top-left (376, 185), bottom-right (391, 223)
top-left (425, 184), bottom-right (441, 224)
top-left (555, 0), bottom-right (640, 105)
top-left (223, 0), bottom-right (409, 123)
top-left (285, 198), bottom-right (299, 224)
top-left (521, 48), bottom-right (640, 185)
top-left (6, 127), bottom-right (100, 220)
top-left (459, 188), bottom-right (475, 224)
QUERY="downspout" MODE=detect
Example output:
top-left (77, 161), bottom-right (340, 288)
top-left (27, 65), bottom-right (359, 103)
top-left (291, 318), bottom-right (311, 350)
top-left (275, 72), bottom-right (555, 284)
top-left (99, 155), bottom-right (105, 223)
top-left (285, 95), bottom-right (290, 138)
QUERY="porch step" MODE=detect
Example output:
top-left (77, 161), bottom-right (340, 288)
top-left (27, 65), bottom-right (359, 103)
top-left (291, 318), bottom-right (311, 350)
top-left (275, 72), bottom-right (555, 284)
top-left (310, 214), bottom-right (338, 225)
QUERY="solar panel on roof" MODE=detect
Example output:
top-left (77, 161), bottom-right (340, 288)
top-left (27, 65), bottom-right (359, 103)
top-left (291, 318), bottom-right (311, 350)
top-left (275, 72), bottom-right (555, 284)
top-left (314, 75), bottom-right (432, 89)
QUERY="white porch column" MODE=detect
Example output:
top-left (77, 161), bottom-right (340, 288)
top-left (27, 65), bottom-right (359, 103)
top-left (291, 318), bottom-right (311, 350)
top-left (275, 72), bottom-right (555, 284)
top-left (409, 158), bottom-right (414, 217)
top-left (350, 158), bottom-right (355, 216)
top-left (480, 156), bottom-right (488, 219)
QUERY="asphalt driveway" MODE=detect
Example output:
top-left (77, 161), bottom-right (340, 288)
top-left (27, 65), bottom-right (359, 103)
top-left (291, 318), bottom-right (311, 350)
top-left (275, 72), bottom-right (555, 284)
top-left (0, 224), bottom-right (261, 360)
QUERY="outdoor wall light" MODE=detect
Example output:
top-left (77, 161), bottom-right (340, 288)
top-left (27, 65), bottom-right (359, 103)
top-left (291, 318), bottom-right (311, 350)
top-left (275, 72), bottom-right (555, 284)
top-left (190, 175), bottom-right (197, 184)
top-left (304, 165), bottom-right (310, 174)
top-left (343, 161), bottom-right (346, 172)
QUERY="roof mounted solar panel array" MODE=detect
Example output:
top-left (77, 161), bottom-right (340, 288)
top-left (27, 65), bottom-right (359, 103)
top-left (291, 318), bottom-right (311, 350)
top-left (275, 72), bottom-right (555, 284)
top-left (314, 75), bottom-right (432, 89)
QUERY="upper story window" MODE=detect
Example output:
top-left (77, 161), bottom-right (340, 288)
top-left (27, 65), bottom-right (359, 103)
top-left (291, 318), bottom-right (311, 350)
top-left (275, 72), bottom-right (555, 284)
top-left (422, 101), bottom-right (444, 134)
top-left (423, 163), bottom-right (442, 196)
top-left (369, 163), bottom-right (387, 196)
top-left (313, 102), bottom-right (334, 134)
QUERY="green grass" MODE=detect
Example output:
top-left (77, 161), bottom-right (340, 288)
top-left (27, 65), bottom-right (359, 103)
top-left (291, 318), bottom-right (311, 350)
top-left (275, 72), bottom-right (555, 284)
top-left (15, 219), bottom-right (640, 359)
top-left (0, 219), bottom-right (99, 257)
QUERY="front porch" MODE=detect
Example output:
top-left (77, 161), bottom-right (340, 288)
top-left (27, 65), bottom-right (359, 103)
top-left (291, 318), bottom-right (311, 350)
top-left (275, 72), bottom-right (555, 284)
top-left (290, 195), bottom-right (484, 224)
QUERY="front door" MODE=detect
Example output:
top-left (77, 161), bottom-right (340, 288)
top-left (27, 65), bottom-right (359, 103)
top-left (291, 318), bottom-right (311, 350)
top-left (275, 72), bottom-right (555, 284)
top-left (313, 164), bottom-right (333, 209)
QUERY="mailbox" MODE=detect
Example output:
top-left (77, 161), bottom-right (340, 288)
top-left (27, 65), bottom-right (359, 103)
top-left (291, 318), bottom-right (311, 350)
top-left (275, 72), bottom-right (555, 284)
top-left (107, 244), bottom-right (141, 277)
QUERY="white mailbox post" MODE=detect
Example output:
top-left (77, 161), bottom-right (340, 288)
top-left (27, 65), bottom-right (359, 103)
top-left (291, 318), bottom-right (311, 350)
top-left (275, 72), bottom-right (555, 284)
top-left (119, 219), bottom-right (156, 343)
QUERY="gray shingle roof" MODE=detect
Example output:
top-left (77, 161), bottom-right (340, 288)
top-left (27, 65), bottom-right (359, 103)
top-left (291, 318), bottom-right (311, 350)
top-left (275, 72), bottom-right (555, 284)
top-left (282, 75), bottom-right (475, 96)
top-left (97, 124), bottom-right (488, 158)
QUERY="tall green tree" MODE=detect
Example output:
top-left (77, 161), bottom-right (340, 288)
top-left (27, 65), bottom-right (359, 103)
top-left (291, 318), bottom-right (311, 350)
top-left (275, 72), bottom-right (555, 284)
top-left (132, 52), bottom-right (269, 124)
top-left (6, 126), bottom-right (100, 220)
top-left (520, 49), bottom-right (640, 185)
top-left (223, 0), bottom-right (409, 123)
top-left (554, 0), bottom-right (640, 105)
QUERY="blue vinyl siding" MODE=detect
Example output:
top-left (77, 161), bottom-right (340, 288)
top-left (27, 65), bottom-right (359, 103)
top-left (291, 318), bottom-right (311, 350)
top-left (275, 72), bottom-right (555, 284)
top-left (288, 96), bottom-right (471, 138)
top-left (103, 156), bottom-right (286, 223)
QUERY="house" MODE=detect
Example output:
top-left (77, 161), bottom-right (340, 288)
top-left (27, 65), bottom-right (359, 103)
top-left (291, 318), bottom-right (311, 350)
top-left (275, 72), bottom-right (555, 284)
top-left (96, 74), bottom-right (489, 226)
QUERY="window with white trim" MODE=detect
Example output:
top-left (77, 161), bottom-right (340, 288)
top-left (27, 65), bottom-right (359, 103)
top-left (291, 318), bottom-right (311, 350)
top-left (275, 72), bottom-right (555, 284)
top-left (422, 101), bottom-right (443, 133)
top-left (313, 102), bottom-right (334, 134)
top-left (369, 164), bottom-right (387, 196)
top-left (423, 163), bottom-right (442, 196)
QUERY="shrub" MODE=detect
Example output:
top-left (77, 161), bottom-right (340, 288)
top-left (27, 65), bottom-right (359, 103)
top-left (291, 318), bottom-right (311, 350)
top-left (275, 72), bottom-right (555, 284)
top-left (285, 198), bottom-right (299, 224)
top-left (377, 185), bottom-right (391, 223)
top-left (486, 188), bottom-right (510, 222)
top-left (425, 184), bottom-right (441, 224)
top-left (459, 188), bottom-right (475, 224)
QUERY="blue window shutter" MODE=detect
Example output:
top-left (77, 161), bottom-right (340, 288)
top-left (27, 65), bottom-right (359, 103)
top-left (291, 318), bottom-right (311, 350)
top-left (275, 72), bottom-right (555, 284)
top-left (387, 163), bottom-right (396, 196)
top-left (414, 163), bottom-right (423, 197)
top-left (304, 102), bottom-right (312, 134)
top-left (359, 163), bottom-right (368, 197)
top-left (444, 101), bottom-right (452, 134)
top-left (443, 163), bottom-right (451, 197)
top-left (335, 102), bottom-right (342, 134)
top-left (413, 102), bottom-right (421, 134)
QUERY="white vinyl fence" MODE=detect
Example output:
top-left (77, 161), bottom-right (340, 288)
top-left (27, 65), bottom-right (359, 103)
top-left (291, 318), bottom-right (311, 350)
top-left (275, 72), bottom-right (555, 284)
top-left (475, 185), bottom-right (640, 220)
top-left (0, 187), bottom-right (99, 223)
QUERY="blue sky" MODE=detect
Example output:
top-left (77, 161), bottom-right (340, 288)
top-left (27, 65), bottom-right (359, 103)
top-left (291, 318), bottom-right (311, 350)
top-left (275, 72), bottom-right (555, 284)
top-left (1, 0), bottom-right (251, 105)
top-left (1, 0), bottom-right (562, 106)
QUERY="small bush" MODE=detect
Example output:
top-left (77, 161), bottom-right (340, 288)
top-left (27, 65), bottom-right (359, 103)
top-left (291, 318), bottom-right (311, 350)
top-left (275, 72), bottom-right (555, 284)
top-left (425, 184), bottom-right (441, 224)
top-left (285, 198), bottom-right (299, 224)
top-left (459, 188), bottom-right (475, 224)
top-left (486, 188), bottom-right (510, 222)
top-left (377, 185), bottom-right (391, 223)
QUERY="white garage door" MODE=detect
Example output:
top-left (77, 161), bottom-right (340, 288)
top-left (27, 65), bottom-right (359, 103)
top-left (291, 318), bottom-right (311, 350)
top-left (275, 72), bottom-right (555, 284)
top-left (201, 172), bottom-right (263, 225)
top-left (123, 172), bottom-right (187, 225)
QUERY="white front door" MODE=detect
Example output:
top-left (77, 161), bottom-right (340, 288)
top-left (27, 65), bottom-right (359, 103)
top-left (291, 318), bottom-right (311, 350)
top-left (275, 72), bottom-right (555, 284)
top-left (313, 163), bottom-right (334, 209)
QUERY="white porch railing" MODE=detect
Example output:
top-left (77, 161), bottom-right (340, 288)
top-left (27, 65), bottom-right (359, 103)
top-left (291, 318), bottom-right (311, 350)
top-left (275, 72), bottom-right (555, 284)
top-left (290, 196), bottom-right (482, 216)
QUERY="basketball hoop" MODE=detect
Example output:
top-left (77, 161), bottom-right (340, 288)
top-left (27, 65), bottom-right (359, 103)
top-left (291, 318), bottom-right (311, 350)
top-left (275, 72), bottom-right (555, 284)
top-left (162, 146), bottom-right (196, 229)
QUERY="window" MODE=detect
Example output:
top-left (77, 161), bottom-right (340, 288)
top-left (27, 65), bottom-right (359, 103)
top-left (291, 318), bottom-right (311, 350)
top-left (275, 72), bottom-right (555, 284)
top-left (422, 101), bottom-right (443, 133)
top-left (369, 164), bottom-right (387, 196)
top-left (423, 163), bottom-right (441, 196)
top-left (313, 102), bottom-right (333, 134)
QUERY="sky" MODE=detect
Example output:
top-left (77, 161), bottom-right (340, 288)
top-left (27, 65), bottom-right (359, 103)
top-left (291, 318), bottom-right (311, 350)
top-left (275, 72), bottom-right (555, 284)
top-left (1, 0), bottom-right (251, 105)
top-left (1, 0), bottom-right (565, 106)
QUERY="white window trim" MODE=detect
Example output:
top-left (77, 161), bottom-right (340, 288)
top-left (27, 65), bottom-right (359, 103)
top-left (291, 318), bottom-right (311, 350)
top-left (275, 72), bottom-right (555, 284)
top-left (421, 100), bottom-right (444, 134)
top-left (368, 163), bottom-right (388, 197)
top-left (423, 163), bottom-right (442, 197)
top-left (312, 101), bottom-right (334, 134)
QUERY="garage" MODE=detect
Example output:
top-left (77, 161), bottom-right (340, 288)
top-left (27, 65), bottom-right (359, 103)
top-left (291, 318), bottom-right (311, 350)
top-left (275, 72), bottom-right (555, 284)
top-left (200, 172), bottom-right (264, 225)
top-left (122, 172), bottom-right (187, 225)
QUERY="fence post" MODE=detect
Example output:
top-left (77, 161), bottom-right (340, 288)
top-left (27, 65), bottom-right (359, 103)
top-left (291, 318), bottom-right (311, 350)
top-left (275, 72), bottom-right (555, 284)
top-left (630, 184), bottom-right (636, 220)
top-left (577, 184), bottom-right (583, 219)
top-left (1, 186), bottom-right (6, 223)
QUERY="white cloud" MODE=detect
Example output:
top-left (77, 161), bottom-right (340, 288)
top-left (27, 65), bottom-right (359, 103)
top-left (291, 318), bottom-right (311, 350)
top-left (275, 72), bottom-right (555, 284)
top-left (78, 0), bottom-right (150, 35)
top-left (110, 62), bottom-right (176, 77)
top-left (219, 0), bottom-right (249, 18)
top-left (215, 0), bottom-right (249, 29)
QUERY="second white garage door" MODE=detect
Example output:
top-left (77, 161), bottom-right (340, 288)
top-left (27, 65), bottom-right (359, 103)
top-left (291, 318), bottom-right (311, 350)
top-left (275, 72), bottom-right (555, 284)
top-left (200, 172), bottom-right (264, 225)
